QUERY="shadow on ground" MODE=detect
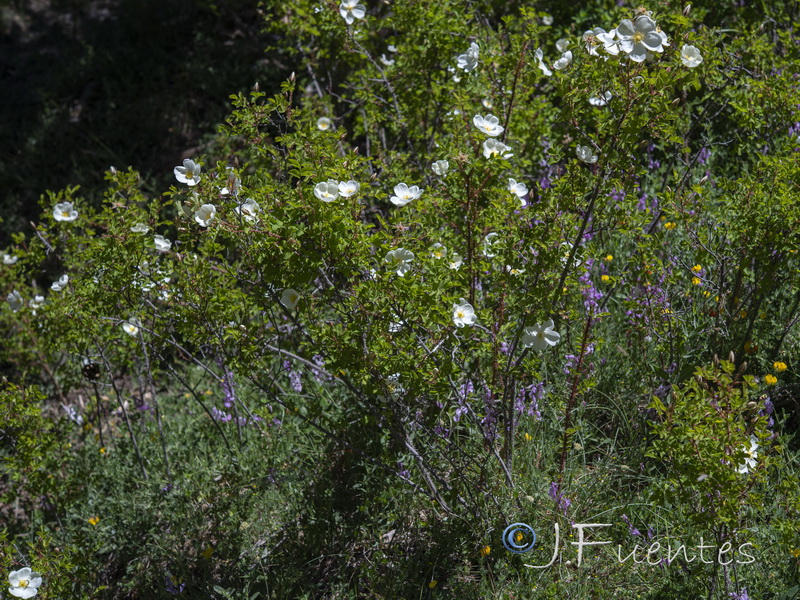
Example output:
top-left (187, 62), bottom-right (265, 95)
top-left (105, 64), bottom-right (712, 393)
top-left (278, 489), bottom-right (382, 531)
top-left (0, 0), bottom-right (288, 244)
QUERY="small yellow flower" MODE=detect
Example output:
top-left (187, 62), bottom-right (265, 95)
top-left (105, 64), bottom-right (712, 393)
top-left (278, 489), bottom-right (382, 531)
top-left (99, 446), bottom-right (107, 454)
top-left (692, 277), bottom-right (701, 285)
top-left (601, 274), bottom-right (611, 283)
top-left (691, 265), bottom-right (702, 273)
top-left (523, 432), bottom-right (532, 442)
top-left (88, 516), bottom-right (100, 526)
top-left (765, 374), bottom-right (778, 386)
top-left (481, 545), bottom-right (491, 556)
top-left (428, 580), bottom-right (438, 588)
top-left (703, 290), bottom-right (711, 297)
top-left (739, 310), bottom-right (747, 319)
top-left (760, 312), bottom-right (767, 320)
top-left (605, 254), bottom-right (613, 261)
top-left (791, 548), bottom-right (800, 558)
top-left (201, 546), bottom-right (215, 559)
top-left (664, 221), bottom-right (677, 230)
top-left (774, 362), bottom-right (787, 372)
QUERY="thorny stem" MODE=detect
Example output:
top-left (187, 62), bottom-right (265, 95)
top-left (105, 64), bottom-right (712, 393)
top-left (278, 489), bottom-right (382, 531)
top-left (557, 315), bottom-right (594, 488)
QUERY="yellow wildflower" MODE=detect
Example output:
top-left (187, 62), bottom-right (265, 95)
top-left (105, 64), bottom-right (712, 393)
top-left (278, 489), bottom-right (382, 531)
top-left (691, 265), bottom-right (702, 273)
top-left (605, 254), bottom-right (613, 261)
top-left (692, 277), bottom-right (701, 285)
top-left (201, 546), bottom-right (215, 559)
top-left (88, 516), bottom-right (100, 526)
top-left (664, 221), bottom-right (677, 230)
top-left (765, 374), bottom-right (778, 386)
top-left (523, 433), bottom-right (532, 442)
top-left (773, 362), bottom-right (787, 372)
top-left (99, 447), bottom-right (107, 454)
top-left (428, 580), bottom-right (438, 589)
top-left (601, 274), bottom-right (611, 283)
top-left (481, 545), bottom-right (491, 556)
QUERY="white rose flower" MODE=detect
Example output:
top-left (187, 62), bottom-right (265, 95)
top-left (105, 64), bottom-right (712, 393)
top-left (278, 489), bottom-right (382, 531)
top-left (130, 223), bottom-right (149, 234)
top-left (8, 567), bottom-right (42, 599)
top-left (481, 97), bottom-right (493, 110)
top-left (430, 243), bottom-right (447, 259)
top-left (506, 265), bottom-right (525, 276)
top-left (737, 436), bottom-right (759, 474)
top-left (51, 274), bottom-right (69, 292)
top-left (556, 38), bottom-right (570, 52)
top-left (542, 15), bottom-right (553, 25)
top-left (483, 139), bottom-right (513, 159)
top-left (338, 180), bottom-right (360, 197)
top-left (339, 0), bottom-right (366, 24)
top-left (553, 50), bottom-right (573, 70)
top-left (3, 254), bottom-right (18, 265)
top-left (522, 319), bottom-right (561, 351)
top-left (154, 235), bottom-right (172, 253)
top-left (280, 288), bottom-right (300, 310)
top-left (456, 41), bottom-right (479, 71)
top-left (384, 247), bottom-right (415, 276)
top-left (615, 16), bottom-right (664, 62)
top-left (576, 145), bottom-right (599, 164)
top-left (390, 183), bottom-right (423, 206)
top-left (122, 317), bottom-right (141, 336)
top-left (582, 27), bottom-right (607, 56)
top-left (597, 29), bottom-right (621, 55)
top-left (432, 160), bottom-right (449, 176)
top-left (314, 180), bottom-right (340, 202)
top-left (234, 197), bottom-right (260, 223)
top-left (7, 290), bottom-right (23, 312)
top-left (220, 167), bottom-right (241, 197)
top-left (53, 201), bottom-right (78, 222)
top-left (453, 298), bottom-right (477, 328)
top-left (387, 373), bottom-right (404, 398)
top-left (508, 178), bottom-right (528, 200)
top-left (194, 204), bottom-right (216, 227)
top-left (449, 253), bottom-right (463, 270)
top-left (29, 295), bottom-right (45, 313)
top-left (174, 158), bottom-right (201, 186)
top-left (589, 91), bottom-right (613, 106)
top-left (535, 48), bottom-right (553, 76)
top-left (317, 116), bottom-right (332, 131)
top-left (560, 241), bottom-right (582, 268)
top-left (473, 114), bottom-right (504, 137)
top-left (379, 53), bottom-right (395, 66)
top-left (680, 44), bottom-right (703, 68)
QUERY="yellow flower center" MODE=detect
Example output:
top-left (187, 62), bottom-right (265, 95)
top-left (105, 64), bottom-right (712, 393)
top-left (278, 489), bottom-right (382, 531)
top-left (457, 310), bottom-right (465, 319)
top-left (62, 210), bottom-right (71, 218)
top-left (19, 580), bottom-right (29, 588)
top-left (633, 31), bottom-right (645, 43)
